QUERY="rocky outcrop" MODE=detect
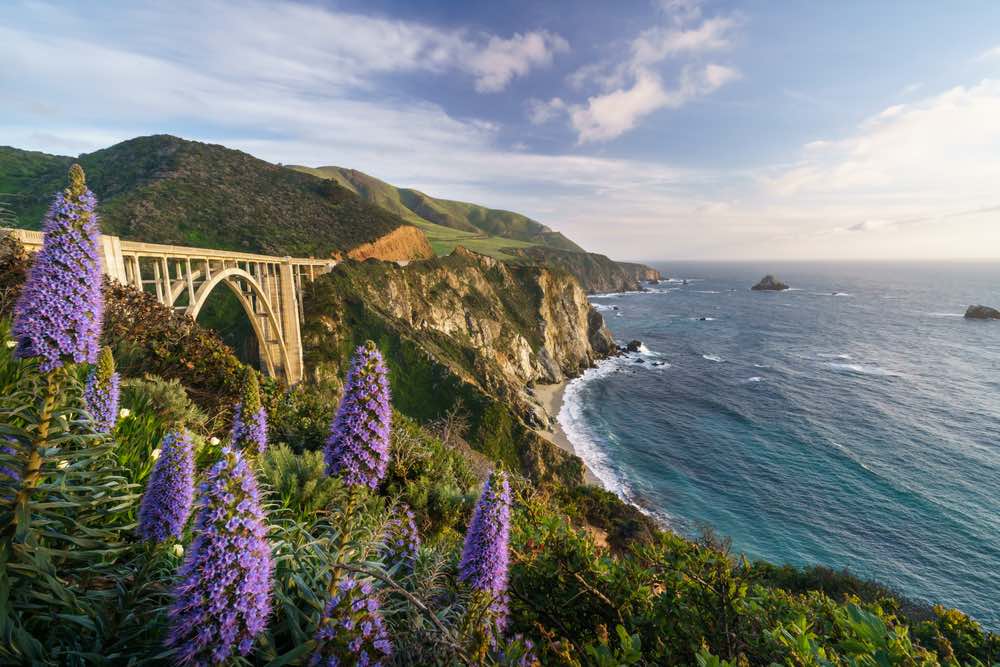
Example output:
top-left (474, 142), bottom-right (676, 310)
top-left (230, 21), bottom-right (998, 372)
top-left (964, 305), bottom-right (1000, 320)
top-left (752, 275), bottom-right (789, 291)
top-left (616, 261), bottom-right (663, 284)
top-left (304, 246), bottom-right (614, 415)
top-left (345, 225), bottom-right (435, 262)
top-left (301, 246), bottom-right (612, 485)
top-left (505, 246), bottom-right (661, 294)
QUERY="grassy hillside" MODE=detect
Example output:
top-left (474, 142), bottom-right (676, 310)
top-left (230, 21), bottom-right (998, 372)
top-left (0, 136), bottom-right (427, 258)
top-left (292, 165), bottom-right (585, 258)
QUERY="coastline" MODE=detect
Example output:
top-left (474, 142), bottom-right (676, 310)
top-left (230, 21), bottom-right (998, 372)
top-left (533, 381), bottom-right (602, 486)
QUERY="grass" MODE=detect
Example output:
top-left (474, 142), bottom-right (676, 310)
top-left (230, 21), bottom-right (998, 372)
top-left (290, 164), bottom-right (582, 260)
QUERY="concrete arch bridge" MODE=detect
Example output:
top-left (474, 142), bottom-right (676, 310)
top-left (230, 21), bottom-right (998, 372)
top-left (6, 229), bottom-right (335, 384)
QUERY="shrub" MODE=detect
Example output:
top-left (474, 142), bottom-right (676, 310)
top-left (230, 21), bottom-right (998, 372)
top-left (260, 444), bottom-right (345, 519)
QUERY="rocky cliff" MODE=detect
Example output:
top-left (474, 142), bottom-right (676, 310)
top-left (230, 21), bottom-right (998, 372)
top-left (505, 246), bottom-right (662, 294)
top-left (617, 261), bottom-right (663, 284)
top-left (345, 225), bottom-right (434, 262)
top-left (301, 246), bottom-right (615, 483)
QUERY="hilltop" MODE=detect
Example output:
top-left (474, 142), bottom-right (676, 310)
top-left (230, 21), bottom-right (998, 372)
top-left (291, 165), bottom-right (585, 258)
top-left (0, 136), bottom-right (433, 260)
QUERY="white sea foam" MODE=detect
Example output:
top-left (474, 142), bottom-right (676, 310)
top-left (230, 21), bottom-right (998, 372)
top-left (695, 290), bottom-right (721, 294)
top-left (557, 345), bottom-right (671, 497)
top-left (744, 376), bottom-right (764, 383)
top-left (591, 303), bottom-right (616, 312)
top-left (818, 352), bottom-right (852, 360)
top-left (702, 354), bottom-right (723, 362)
top-left (927, 312), bottom-right (964, 318)
top-left (827, 362), bottom-right (899, 377)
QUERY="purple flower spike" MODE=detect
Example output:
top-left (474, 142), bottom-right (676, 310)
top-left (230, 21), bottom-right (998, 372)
top-left (167, 446), bottom-right (273, 664)
top-left (381, 504), bottom-right (420, 574)
top-left (325, 341), bottom-right (392, 488)
top-left (12, 164), bottom-right (103, 372)
top-left (137, 430), bottom-right (195, 543)
top-left (459, 470), bottom-right (512, 633)
top-left (83, 346), bottom-right (120, 433)
top-left (231, 367), bottom-right (268, 453)
top-left (308, 577), bottom-right (392, 667)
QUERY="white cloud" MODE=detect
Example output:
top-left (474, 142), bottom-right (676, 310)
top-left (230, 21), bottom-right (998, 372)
top-left (570, 64), bottom-right (737, 143)
top-left (631, 15), bottom-right (739, 66)
top-left (656, 0), bottom-right (704, 26)
top-left (526, 97), bottom-right (567, 125)
top-left (1, 1), bottom-right (567, 97)
top-left (976, 44), bottom-right (1000, 60)
top-left (558, 3), bottom-right (741, 143)
top-left (469, 32), bottom-right (569, 93)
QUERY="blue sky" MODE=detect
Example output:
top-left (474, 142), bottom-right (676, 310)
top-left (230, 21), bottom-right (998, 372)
top-left (3, 0), bottom-right (1000, 260)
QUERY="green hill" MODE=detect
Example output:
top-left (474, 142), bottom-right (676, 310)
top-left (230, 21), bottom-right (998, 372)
top-left (0, 135), bottom-right (424, 258)
top-left (291, 165), bottom-right (586, 257)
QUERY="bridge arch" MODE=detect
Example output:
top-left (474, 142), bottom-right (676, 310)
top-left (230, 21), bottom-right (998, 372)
top-left (4, 227), bottom-right (338, 385)
top-left (184, 267), bottom-right (292, 381)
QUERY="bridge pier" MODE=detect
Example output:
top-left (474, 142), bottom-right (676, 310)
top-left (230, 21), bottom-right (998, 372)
top-left (4, 228), bottom-right (334, 385)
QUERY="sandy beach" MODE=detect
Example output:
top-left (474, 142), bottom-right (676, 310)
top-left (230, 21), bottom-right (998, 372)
top-left (533, 381), bottom-right (601, 486)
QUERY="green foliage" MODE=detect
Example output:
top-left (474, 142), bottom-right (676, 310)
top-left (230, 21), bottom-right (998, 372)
top-left (293, 164), bottom-right (585, 257)
top-left (584, 625), bottom-right (643, 666)
top-left (384, 413), bottom-right (480, 540)
top-left (115, 375), bottom-right (207, 485)
top-left (259, 444), bottom-right (344, 519)
top-left (0, 136), bottom-right (412, 258)
top-left (268, 380), bottom-right (337, 453)
top-left (103, 279), bottom-right (245, 416)
top-left (0, 357), bottom-right (139, 663)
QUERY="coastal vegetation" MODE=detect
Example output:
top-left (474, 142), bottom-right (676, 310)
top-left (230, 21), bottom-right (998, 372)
top-left (2, 166), bottom-right (998, 666)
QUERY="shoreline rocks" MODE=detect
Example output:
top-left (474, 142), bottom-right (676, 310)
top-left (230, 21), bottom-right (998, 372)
top-left (752, 275), bottom-right (789, 291)
top-left (964, 305), bottom-right (1000, 320)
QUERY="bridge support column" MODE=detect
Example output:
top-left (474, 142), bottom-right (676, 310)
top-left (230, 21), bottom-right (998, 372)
top-left (277, 259), bottom-right (305, 385)
top-left (98, 234), bottom-right (128, 284)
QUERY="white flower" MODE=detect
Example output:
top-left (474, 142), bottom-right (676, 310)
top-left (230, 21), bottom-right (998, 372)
top-left (151, 448), bottom-right (161, 461)
top-left (119, 408), bottom-right (131, 419)
top-left (209, 436), bottom-right (220, 446)
top-left (172, 544), bottom-right (184, 558)
top-left (4, 340), bottom-right (15, 349)
top-left (57, 460), bottom-right (69, 469)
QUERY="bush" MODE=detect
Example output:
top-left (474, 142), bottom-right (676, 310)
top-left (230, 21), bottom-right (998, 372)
top-left (259, 444), bottom-right (344, 518)
top-left (115, 375), bottom-right (208, 485)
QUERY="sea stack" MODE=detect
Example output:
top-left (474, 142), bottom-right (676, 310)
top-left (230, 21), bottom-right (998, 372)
top-left (752, 275), bottom-right (789, 291)
top-left (964, 305), bottom-right (1000, 320)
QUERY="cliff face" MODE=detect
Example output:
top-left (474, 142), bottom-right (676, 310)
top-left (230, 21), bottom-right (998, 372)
top-left (505, 246), bottom-right (662, 293)
top-left (616, 261), bottom-right (663, 283)
top-left (345, 225), bottom-right (435, 262)
top-left (301, 247), bottom-right (615, 483)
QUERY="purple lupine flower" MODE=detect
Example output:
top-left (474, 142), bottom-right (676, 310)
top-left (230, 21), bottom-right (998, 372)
top-left (380, 504), bottom-right (420, 574)
top-left (83, 346), bottom-right (120, 433)
top-left (137, 430), bottom-right (195, 543)
top-left (12, 164), bottom-right (103, 372)
top-left (308, 577), bottom-right (392, 667)
top-left (325, 341), bottom-right (392, 488)
top-left (459, 470), bottom-right (512, 633)
top-left (167, 446), bottom-right (272, 664)
top-left (230, 367), bottom-right (267, 453)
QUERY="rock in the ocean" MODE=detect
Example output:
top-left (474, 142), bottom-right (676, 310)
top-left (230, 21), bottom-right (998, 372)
top-left (752, 275), bottom-right (789, 291)
top-left (626, 340), bottom-right (643, 353)
top-left (964, 305), bottom-right (1000, 320)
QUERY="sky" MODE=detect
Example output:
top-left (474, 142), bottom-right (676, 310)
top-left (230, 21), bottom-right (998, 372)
top-left (2, 0), bottom-right (1000, 261)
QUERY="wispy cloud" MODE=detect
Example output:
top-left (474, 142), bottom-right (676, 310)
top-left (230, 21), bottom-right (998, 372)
top-left (548, 0), bottom-right (742, 143)
top-left (976, 44), bottom-right (1000, 61)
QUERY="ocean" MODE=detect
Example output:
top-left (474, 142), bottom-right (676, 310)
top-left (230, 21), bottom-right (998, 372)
top-left (561, 261), bottom-right (1000, 629)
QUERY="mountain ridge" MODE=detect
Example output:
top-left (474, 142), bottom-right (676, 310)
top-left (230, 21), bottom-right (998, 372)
top-left (0, 135), bottom-right (434, 260)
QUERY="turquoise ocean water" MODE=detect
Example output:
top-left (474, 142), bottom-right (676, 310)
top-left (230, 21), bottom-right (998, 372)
top-left (562, 262), bottom-right (999, 628)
